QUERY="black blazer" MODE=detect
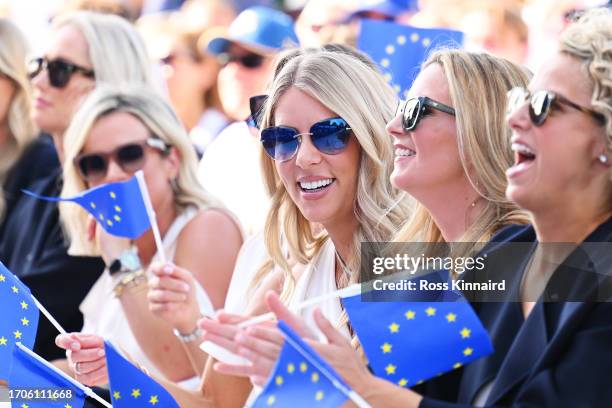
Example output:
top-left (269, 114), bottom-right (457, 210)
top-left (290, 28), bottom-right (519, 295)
top-left (421, 217), bottom-right (612, 408)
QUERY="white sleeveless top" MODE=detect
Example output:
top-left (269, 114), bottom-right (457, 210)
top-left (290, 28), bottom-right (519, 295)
top-left (80, 207), bottom-right (214, 388)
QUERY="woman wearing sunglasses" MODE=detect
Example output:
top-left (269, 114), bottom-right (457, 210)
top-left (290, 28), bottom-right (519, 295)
top-left (0, 11), bottom-right (157, 368)
top-left (54, 85), bottom-right (243, 389)
top-left (144, 45), bottom-right (410, 406)
top-left (222, 47), bottom-right (533, 405)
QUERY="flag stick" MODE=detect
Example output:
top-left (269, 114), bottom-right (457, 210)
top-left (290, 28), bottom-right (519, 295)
top-left (14, 343), bottom-right (112, 408)
top-left (238, 284), bottom-right (361, 328)
top-left (281, 333), bottom-right (372, 408)
top-left (135, 171), bottom-right (167, 264)
top-left (33, 298), bottom-right (67, 335)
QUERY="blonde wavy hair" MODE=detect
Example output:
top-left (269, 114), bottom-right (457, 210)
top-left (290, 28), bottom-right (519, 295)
top-left (560, 8), bottom-right (612, 177)
top-left (395, 49), bottom-right (531, 245)
top-left (0, 19), bottom-right (36, 222)
top-left (253, 46), bottom-right (411, 302)
top-left (61, 85), bottom-right (220, 256)
top-left (53, 11), bottom-right (154, 86)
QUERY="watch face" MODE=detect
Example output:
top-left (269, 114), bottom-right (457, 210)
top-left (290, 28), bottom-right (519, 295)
top-left (121, 248), bottom-right (142, 271)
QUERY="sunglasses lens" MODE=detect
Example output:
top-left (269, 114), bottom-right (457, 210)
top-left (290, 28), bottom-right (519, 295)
top-left (47, 60), bottom-right (71, 88)
top-left (27, 58), bottom-right (43, 79)
top-left (241, 54), bottom-right (264, 68)
top-left (530, 91), bottom-right (551, 126)
top-left (261, 127), bottom-right (299, 161)
top-left (78, 154), bottom-right (107, 181)
top-left (117, 144), bottom-right (146, 172)
top-left (506, 88), bottom-right (525, 115)
top-left (311, 118), bottom-right (351, 154)
top-left (403, 99), bottom-right (421, 130)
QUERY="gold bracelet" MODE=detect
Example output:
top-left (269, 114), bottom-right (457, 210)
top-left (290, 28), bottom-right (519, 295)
top-left (113, 269), bottom-right (146, 298)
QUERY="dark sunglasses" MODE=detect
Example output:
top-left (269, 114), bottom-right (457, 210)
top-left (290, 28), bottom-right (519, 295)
top-left (218, 52), bottom-right (265, 69)
top-left (261, 117), bottom-right (351, 162)
top-left (507, 87), bottom-right (605, 127)
top-left (395, 96), bottom-right (456, 131)
top-left (28, 57), bottom-right (95, 88)
top-left (74, 138), bottom-right (171, 183)
top-left (246, 94), bottom-right (268, 128)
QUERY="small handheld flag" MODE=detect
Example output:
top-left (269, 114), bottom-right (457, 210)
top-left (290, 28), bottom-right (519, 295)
top-left (23, 174), bottom-right (150, 239)
top-left (0, 263), bottom-right (40, 380)
top-left (251, 321), bottom-right (370, 408)
top-left (105, 341), bottom-right (179, 408)
top-left (342, 275), bottom-right (493, 387)
top-left (8, 343), bottom-right (89, 408)
top-left (358, 20), bottom-right (463, 98)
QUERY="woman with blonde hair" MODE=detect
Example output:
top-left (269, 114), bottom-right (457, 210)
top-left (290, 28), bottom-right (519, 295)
top-left (0, 18), bottom-right (48, 224)
top-left (143, 45), bottom-right (410, 406)
top-left (54, 85), bottom-right (243, 389)
top-left (0, 10), bottom-right (156, 364)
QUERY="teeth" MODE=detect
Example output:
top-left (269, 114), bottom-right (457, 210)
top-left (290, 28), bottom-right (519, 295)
top-left (511, 143), bottom-right (535, 156)
top-left (395, 148), bottom-right (416, 157)
top-left (299, 178), bottom-right (334, 190)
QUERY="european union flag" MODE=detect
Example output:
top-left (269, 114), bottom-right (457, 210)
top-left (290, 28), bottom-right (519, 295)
top-left (343, 288), bottom-right (493, 387)
top-left (252, 321), bottom-right (353, 408)
top-left (358, 19), bottom-right (463, 98)
top-left (0, 262), bottom-right (39, 380)
top-left (23, 173), bottom-right (151, 239)
top-left (8, 343), bottom-right (85, 408)
top-left (105, 341), bottom-right (179, 407)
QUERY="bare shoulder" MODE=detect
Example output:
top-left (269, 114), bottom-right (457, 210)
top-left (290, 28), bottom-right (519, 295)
top-left (179, 208), bottom-right (243, 243)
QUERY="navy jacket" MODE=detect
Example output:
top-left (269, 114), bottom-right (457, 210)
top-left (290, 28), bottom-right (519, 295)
top-left (421, 217), bottom-right (612, 408)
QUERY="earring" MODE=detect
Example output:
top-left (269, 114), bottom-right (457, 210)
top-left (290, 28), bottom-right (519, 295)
top-left (599, 154), bottom-right (609, 164)
top-left (170, 177), bottom-right (179, 193)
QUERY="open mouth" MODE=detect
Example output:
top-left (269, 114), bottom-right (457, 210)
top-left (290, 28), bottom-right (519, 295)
top-left (512, 143), bottom-right (536, 165)
top-left (298, 178), bottom-right (335, 193)
top-left (395, 147), bottom-right (416, 157)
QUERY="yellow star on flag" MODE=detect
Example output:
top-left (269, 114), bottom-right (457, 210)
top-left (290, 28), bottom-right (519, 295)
top-left (131, 389), bottom-right (141, 398)
top-left (0, 274), bottom-right (5, 281)
top-left (300, 362), bottom-right (308, 372)
top-left (446, 313), bottom-right (457, 322)
top-left (463, 347), bottom-right (473, 356)
top-left (287, 363), bottom-right (295, 374)
top-left (389, 322), bottom-right (400, 333)
top-left (425, 307), bottom-right (436, 316)
top-left (14, 330), bottom-right (22, 339)
top-left (110, 191), bottom-right (116, 199)
top-left (149, 395), bottom-right (159, 405)
top-left (385, 364), bottom-right (397, 375)
top-left (65, 404), bottom-right (72, 408)
top-left (21, 317), bottom-right (29, 326)
top-left (20, 301), bottom-right (28, 309)
top-left (275, 375), bottom-right (283, 386)
top-left (267, 395), bottom-right (276, 405)
top-left (311, 372), bottom-right (319, 383)
top-left (315, 391), bottom-right (324, 401)
top-left (381, 342), bottom-right (392, 354)
top-left (11, 285), bottom-right (18, 293)
top-left (21, 404), bottom-right (29, 408)
top-left (113, 391), bottom-right (121, 400)
top-left (0, 337), bottom-right (7, 346)
top-left (453, 363), bottom-right (462, 369)
top-left (90, 202), bottom-right (96, 209)
top-left (398, 378), bottom-right (408, 387)
top-left (115, 205), bottom-right (122, 212)
top-left (405, 310), bottom-right (416, 320)
top-left (460, 327), bottom-right (471, 339)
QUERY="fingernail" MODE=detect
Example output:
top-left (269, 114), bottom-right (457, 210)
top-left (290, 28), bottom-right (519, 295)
top-left (163, 264), bottom-right (173, 274)
top-left (71, 342), bottom-right (80, 350)
top-left (97, 349), bottom-right (105, 357)
top-left (181, 283), bottom-right (190, 292)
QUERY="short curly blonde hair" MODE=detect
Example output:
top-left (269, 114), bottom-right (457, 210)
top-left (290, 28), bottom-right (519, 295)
top-left (560, 8), bottom-right (612, 153)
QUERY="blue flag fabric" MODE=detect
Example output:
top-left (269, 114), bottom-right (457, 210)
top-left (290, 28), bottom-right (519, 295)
top-left (105, 341), bottom-right (179, 408)
top-left (358, 20), bottom-right (463, 98)
top-left (8, 344), bottom-right (86, 408)
top-left (0, 262), bottom-right (40, 380)
top-left (343, 283), bottom-right (493, 387)
top-left (251, 321), bottom-right (350, 408)
top-left (23, 174), bottom-right (150, 239)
